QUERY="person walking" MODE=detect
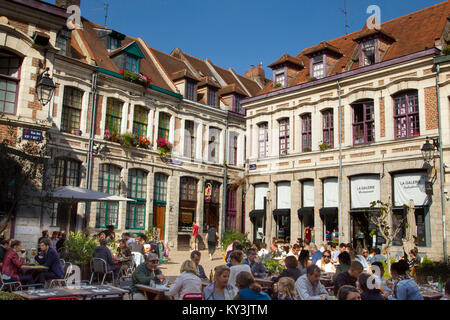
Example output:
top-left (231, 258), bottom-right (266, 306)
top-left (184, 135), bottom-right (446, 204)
top-left (205, 225), bottom-right (218, 261)
top-left (192, 222), bottom-right (200, 251)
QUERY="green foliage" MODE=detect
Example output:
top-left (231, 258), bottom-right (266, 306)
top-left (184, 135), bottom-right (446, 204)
top-left (120, 133), bottom-right (139, 148)
top-left (442, 45), bottom-right (450, 56)
top-left (0, 291), bottom-right (23, 300)
top-left (415, 260), bottom-right (450, 284)
top-left (144, 227), bottom-right (157, 241)
top-left (263, 259), bottom-right (284, 275)
top-left (220, 229), bottom-right (251, 252)
top-left (380, 260), bottom-right (391, 280)
top-left (273, 83), bottom-right (282, 88)
top-left (63, 231), bottom-right (98, 266)
top-left (307, 76), bottom-right (317, 82)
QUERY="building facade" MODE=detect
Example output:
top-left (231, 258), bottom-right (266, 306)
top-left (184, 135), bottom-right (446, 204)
top-left (242, 2), bottom-right (450, 261)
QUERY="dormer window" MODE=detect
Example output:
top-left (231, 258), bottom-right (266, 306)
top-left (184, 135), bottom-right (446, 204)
top-left (361, 39), bottom-right (376, 66)
top-left (109, 37), bottom-right (121, 51)
top-left (207, 88), bottom-right (217, 107)
top-left (125, 54), bottom-right (140, 73)
top-left (312, 56), bottom-right (324, 79)
top-left (274, 69), bottom-right (286, 86)
top-left (56, 28), bottom-right (70, 56)
top-left (185, 80), bottom-right (195, 101)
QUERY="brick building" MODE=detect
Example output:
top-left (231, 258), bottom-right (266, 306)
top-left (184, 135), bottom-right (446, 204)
top-left (241, 1), bottom-right (450, 261)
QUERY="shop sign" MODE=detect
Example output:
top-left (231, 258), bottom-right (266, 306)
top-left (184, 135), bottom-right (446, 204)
top-left (393, 172), bottom-right (429, 206)
top-left (350, 175), bottom-right (380, 208)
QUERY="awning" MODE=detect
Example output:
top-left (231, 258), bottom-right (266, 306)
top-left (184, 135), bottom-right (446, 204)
top-left (319, 207), bottom-right (338, 218)
top-left (249, 210), bottom-right (265, 219)
top-left (273, 209), bottom-right (290, 217)
top-left (48, 186), bottom-right (136, 203)
top-left (298, 207), bottom-right (314, 220)
top-left (349, 208), bottom-right (379, 216)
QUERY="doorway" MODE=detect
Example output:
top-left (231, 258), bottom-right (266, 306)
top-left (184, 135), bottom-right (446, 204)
top-left (153, 205), bottom-right (165, 241)
top-left (351, 213), bottom-right (371, 251)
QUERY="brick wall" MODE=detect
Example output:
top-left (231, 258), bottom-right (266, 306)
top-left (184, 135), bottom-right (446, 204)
top-left (0, 124), bottom-right (17, 146)
top-left (424, 86), bottom-right (438, 130)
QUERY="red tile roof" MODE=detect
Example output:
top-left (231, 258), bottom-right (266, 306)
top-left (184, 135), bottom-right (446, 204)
top-left (267, 54), bottom-right (305, 69)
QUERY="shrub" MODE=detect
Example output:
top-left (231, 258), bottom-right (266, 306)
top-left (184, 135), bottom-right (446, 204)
top-left (442, 45), bottom-right (450, 56)
top-left (263, 259), bottom-right (284, 275)
top-left (415, 260), bottom-right (450, 284)
top-left (64, 232), bottom-right (98, 266)
top-left (0, 291), bottom-right (23, 300)
top-left (220, 229), bottom-right (251, 252)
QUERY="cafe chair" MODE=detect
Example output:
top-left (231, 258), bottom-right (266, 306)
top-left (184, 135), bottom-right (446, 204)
top-left (182, 293), bottom-right (203, 300)
top-left (47, 296), bottom-right (79, 300)
top-left (90, 258), bottom-right (114, 285)
top-left (0, 272), bottom-right (21, 292)
top-left (90, 294), bottom-right (123, 300)
top-left (48, 262), bottom-right (73, 288)
top-left (119, 276), bottom-right (134, 300)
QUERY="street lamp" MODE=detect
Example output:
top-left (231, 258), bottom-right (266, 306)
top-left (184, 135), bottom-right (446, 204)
top-left (36, 67), bottom-right (56, 106)
top-left (421, 137), bottom-right (440, 196)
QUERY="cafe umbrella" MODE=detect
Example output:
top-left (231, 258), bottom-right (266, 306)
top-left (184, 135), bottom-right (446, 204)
top-left (46, 186), bottom-right (136, 230)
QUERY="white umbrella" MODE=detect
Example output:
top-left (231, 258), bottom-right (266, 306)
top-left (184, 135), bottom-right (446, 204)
top-left (48, 186), bottom-right (136, 203)
top-left (403, 200), bottom-right (417, 256)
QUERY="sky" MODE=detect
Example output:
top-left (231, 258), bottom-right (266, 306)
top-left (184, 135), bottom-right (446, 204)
top-left (48, 0), bottom-right (444, 77)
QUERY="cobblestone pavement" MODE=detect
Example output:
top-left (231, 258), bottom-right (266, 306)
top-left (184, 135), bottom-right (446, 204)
top-left (159, 248), bottom-right (226, 277)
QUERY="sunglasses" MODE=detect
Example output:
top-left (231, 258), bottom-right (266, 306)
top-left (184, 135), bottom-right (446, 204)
top-left (323, 255), bottom-right (331, 258)
top-left (149, 260), bottom-right (159, 263)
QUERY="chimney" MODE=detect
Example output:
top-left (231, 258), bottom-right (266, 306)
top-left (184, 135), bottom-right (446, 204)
top-left (245, 62), bottom-right (266, 87)
top-left (55, 0), bottom-right (81, 9)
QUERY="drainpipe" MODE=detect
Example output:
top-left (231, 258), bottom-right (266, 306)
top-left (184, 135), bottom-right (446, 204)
top-left (433, 59), bottom-right (447, 263)
top-left (337, 80), bottom-right (344, 243)
top-left (84, 70), bottom-right (98, 230)
top-left (221, 111), bottom-right (229, 240)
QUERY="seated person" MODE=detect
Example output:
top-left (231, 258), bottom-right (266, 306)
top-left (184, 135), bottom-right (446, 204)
top-left (316, 250), bottom-right (336, 273)
top-left (272, 256), bottom-right (302, 282)
top-left (0, 239), bottom-right (10, 268)
top-left (168, 260), bottom-right (202, 300)
top-left (93, 238), bottom-right (121, 280)
top-left (333, 261), bottom-right (363, 296)
top-left (130, 253), bottom-right (165, 300)
top-left (129, 235), bottom-right (146, 255)
top-left (257, 243), bottom-right (270, 260)
top-left (228, 250), bottom-right (252, 288)
top-left (234, 271), bottom-right (271, 300)
top-left (34, 238), bottom-right (64, 285)
top-left (1, 240), bottom-right (34, 285)
top-left (191, 250), bottom-right (207, 280)
top-left (243, 249), bottom-right (267, 278)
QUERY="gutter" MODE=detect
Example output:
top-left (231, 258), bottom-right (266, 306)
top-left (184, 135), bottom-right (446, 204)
top-left (242, 48), bottom-right (440, 105)
top-left (337, 80), bottom-right (343, 242)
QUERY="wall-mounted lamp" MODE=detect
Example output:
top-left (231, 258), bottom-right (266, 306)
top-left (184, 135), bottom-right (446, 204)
top-left (36, 67), bottom-right (56, 106)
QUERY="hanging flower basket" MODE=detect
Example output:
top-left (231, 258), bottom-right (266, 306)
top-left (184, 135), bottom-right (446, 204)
top-left (157, 138), bottom-right (172, 160)
top-left (119, 70), bottom-right (151, 88)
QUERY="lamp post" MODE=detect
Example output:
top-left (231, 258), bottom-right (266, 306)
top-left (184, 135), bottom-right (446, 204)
top-left (36, 67), bottom-right (56, 106)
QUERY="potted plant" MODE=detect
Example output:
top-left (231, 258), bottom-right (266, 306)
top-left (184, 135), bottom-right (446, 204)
top-left (263, 259), bottom-right (284, 276)
top-left (120, 70), bottom-right (151, 87)
top-left (157, 138), bottom-right (172, 160)
top-left (63, 231), bottom-right (98, 281)
top-left (120, 132), bottom-right (138, 148)
top-left (319, 140), bottom-right (330, 151)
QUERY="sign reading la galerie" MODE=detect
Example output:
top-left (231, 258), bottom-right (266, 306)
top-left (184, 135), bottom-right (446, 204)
top-left (393, 172), bottom-right (429, 206)
top-left (350, 175), bottom-right (381, 208)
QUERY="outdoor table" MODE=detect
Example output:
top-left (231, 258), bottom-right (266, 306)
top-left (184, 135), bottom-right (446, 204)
top-left (255, 278), bottom-right (274, 289)
top-left (20, 265), bottom-right (49, 272)
top-left (12, 285), bottom-right (128, 300)
top-left (135, 284), bottom-right (170, 300)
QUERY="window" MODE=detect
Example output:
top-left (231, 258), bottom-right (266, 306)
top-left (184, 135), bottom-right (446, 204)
top-left (353, 100), bottom-right (374, 145)
top-left (275, 69), bottom-right (285, 86)
top-left (56, 29), bottom-right (70, 56)
top-left (126, 169), bottom-right (147, 230)
top-left (158, 112), bottom-right (170, 140)
top-left (125, 54), bottom-right (140, 73)
top-left (185, 80), bottom-right (195, 101)
top-left (96, 164), bottom-right (121, 228)
top-left (229, 133), bottom-right (238, 166)
top-left (322, 109), bottom-right (334, 148)
top-left (302, 114), bottom-right (312, 151)
top-left (105, 98), bottom-right (123, 135)
top-left (53, 158), bottom-right (81, 188)
top-left (133, 105), bottom-right (148, 138)
top-left (180, 177), bottom-right (197, 201)
top-left (361, 40), bottom-right (376, 66)
top-left (109, 36), bottom-right (121, 51)
top-left (393, 90), bottom-right (420, 139)
top-left (208, 127), bottom-right (221, 163)
top-left (226, 189), bottom-right (237, 230)
top-left (258, 122), bottom-right (269, 159)
top-left (207, 88), bottom-right (217, 107)
top-left (279, 118), bottom-right (290, 156)
top-left (184, 120), bottom-right (195, 159)
top-left (61, 87), bottom-right (83, 133)
top-left (312, 56), bottom-right (325, 79)
top-left (233, 95), bottom-right (244, 115)
top-left (0, 51), bottom-right (21, 114)
top-left (154, 173), bottom-right (168, 205)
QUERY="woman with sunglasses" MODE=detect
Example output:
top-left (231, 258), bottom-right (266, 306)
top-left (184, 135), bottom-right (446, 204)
top-left (130, 253), bottom-right (165, 300)
top-left (315, 250), bottom-right (336, 273)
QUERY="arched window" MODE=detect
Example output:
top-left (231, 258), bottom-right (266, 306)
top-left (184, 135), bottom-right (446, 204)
top-left (352, 99), bottom-right (374, 145)
top-left (258, 122), bottom-right (268, 158)
top-left (61, 86), bottom-right (83, 133)
top-left (279, 118), bottom-right (290, 156)
top-left (301, 113), bottom-right (312, 152)
top-left (208, 127), bottom-right (221, 163)
top-left (158, 112), bottom-right (171, 140)
top-left (133, 105), bottom-right (149, 138)
top-left (96, 164), bottom-right (121, 228)
top-left (393, 90), bottom-right (419, 139)
top-left (0, 50), bottom-right (22, 114)
top-left (126, 169), bottom-right (147, 230)
top-left (322, 109), bottom-right (334, 148)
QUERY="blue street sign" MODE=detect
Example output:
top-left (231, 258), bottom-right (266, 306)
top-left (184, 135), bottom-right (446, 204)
top-left (22, 128), bottom-right (43, 142)
top-left (249, 164), bottom-right (257, 170)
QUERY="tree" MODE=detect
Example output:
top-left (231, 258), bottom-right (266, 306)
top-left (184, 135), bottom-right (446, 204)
top-left (368, 199), bottom-right (408, 270)
top-left (0, 121), bottom-right (50, 236)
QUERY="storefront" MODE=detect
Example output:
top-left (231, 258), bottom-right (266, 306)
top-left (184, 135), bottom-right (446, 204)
top-left (203, 180), bottom-right (221, 232)
top-left (179, 177), bottom-right (197, 249)
top-left (298, 180), bottom-right (315, 242)
top-left (153, 173), bottom-right (168, 241)
top-left (274, 182), bottom-right (291, 243)
top-left (250, 183), bottom-right (268, 245)
top-left (349, 175), bottom-right (381, 250)
top-left (320, 178), bottom-right (339, 243)
top-left (392, 172), bottom-right (431, 247)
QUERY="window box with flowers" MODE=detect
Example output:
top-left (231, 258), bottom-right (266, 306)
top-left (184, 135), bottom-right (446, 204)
top-left (104, 129), bottom-right (121, 143)
top-left (120, 70), bottom-right (151, 88)
top-left (319, 140), bottom-right (330, 151)
top-left (157, 138), bottom-right (172, 160)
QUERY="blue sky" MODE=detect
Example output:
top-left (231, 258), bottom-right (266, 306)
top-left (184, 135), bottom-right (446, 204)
top-left (50, 0), bottom-right (443, 76)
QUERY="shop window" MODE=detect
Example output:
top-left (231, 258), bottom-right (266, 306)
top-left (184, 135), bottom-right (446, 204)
top-left (126, 169), bottom-right (147, 230)
top-left (96, 164), bottom-right (121, 228)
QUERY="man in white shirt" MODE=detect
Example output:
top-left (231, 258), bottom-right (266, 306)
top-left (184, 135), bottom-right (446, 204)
top-left (319, 242), bottom-right (328, 253)
top-left (295, 265), bottom-right (330, 300)
top-left (257, 243), bottom-right (269, 260)
top-left (287, 244), bottom-right (301, 257)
